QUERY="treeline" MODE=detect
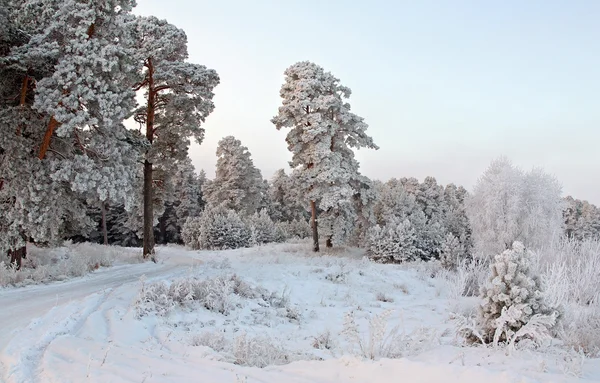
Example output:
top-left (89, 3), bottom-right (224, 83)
top-left (1, 2), bottom-right (597, 269)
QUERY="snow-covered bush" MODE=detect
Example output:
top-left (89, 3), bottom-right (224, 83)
top-left (191, 331), bottom-right (227, 352)
top-left (246, 210), bottom-right (280, 245)
top-left (135, 275), bottom-right (237, 317)
top-left (559, 307), bottom-right (600, 357)
top-left (233, 332), bottom-right (290, 367)
top-left (366, 218), bottom-right (418, 263)
top-left (341, 309), bottom-right (440, 360)
top-left (474, 241), bottom-right (559, 344)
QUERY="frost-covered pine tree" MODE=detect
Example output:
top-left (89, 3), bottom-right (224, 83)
top-left (272, 61), bottom-right (378, 251)
top-left (373, 178), bottom-right (419, 225)
top-left (267, 169), bottom-right (307, 222)
top-left (202, 136), bottom-right (265, 216)
top-left (563, 197), bottom-right (600, 240)
top-left (442, 183), bottom-right (472, 254)
top-left (245, 209), bottom-right (279, 245)
top-left (467, 157), bottom-right (564, 257)
top-left (130, 15), bottom-right (219, 257)
top-left (1, 0), bottom-right (140, 262)
top-left (366, 217), bottom-right (418, 263)
top-left (440, 233), bottom-right (465, 270)
top-left (372, 177), bottom-right (448, 260)
top-left (157, 157), bottom-right (204, 243)
top-left (476, 241), bottom-right (558, 344)
top-left (182, 205), bottom-right (250, 250)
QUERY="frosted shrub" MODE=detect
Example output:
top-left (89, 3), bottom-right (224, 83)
top-left (341, 309), bottom-right (440, 360)
top-left (474, 241), bottom-right (559, 345)
top-left (233, 332), bottom-right (289, 367)
top-left (191, 331), bottom-right (227, 352)
top-left (246, 210), bottom-right (280, 245)
top-left (181, 216), bottom-right (203, 250)
top-left (366, 218), bottom-right (418, 263)
top-left (559, 307), bottom-right (600, 357)
top-left (135, 275), bottom-right (237, 317)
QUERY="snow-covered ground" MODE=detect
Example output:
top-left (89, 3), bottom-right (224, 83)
top-left (1, 242), bottom-right (599, 383)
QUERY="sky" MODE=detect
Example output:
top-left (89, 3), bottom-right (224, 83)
top-left (134, 0), bottom-right (600, 204)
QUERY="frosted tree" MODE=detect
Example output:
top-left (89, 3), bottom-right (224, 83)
top-left (442, 183), bottom-right (472, 253)
top-left (373, 178), bottom-right (419, 225)
top-left (440, 233), bottom-right (465, 270)
top-left (475, 241), bottom-right (558, 345)
top-left (467, 157), bottom-right (564, 257)
top-left (366, 218), bottom-right (418, 263)
top-left (1, 0), bottom-right (140, 263)
top-left (130, 16), bottom-right (219, 257)
top-left (272, 61), bottom-right (378, 251)
top-left (202, 136), bottom-right (265, 215)
top-left (268, 169), bottom-right (307, 222)
top-left (246, 209), bottom-right (279, 245)
top-left (519, 168), bottom-right (564, 248)
top-left (416, 176), bottom-right (445, 222)
top-left (563, 196), bottom-right (600, 240)
top-left (372, 177), bottom-right (448, 260)
top-left (182, 205), bottom-right (250, 250)
top-left (157, 157), bottom-right (204, 243)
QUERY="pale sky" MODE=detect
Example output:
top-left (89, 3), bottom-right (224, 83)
top-left (134, 0), bottom-right (600, 204)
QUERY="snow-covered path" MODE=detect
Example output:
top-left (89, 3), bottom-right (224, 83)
top-left (0, 248), bottom-right (202, 382)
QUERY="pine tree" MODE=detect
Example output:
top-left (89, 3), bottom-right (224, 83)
top-left (366, 218), bottom-right (418, 263)
top-left (202, 136), bottom-right (264, 215)
top-left (563, 197), bottom-right (600, 240)
top-left (272, 61), bottom-right (378, 251)
top-left (476, 242), bottom-right (558, 344)
top-left (1, 0), bottom-right (140, 264)
top-left (267, 169), bottom-right (307, 222)
top-left (130, 15), bottom-right (219, 258)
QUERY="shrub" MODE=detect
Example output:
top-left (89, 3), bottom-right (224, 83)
top-left (191, 331), bottom-right (227, 352)
top-left (366, 218), bottom-right (418, 263)
top-left (233, 333), bottom-right (290, 367)
top-left (475, 241), bottom-right (559, 345)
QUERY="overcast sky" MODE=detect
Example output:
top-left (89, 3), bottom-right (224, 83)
top-left (134, 0), bottom-right (600, 204)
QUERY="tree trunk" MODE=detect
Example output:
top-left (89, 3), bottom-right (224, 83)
top-left (143, 159), bottom-right (154, 257)
top-left (8, 245), bottom-right (26, 270)
top-left (159, 214), bottom-right (166, 245)
top-left (326, 237), bottom-right (332, 248)
top-left (310, 200), bottom-right (319, 252)
top-left (142, 57), bottom-right (156, 259)
top-left (101, 202), bottom-right (108, 245)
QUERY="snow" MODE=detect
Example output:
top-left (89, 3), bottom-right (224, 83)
top-left (1, 243), bottom-right (599, 383)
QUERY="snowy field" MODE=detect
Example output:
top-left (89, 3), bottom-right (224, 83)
top-left (1, 242), bottom-right (599, 383)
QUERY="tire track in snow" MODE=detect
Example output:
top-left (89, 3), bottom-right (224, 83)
top-left (0, 258), bottom-right (198, 382)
